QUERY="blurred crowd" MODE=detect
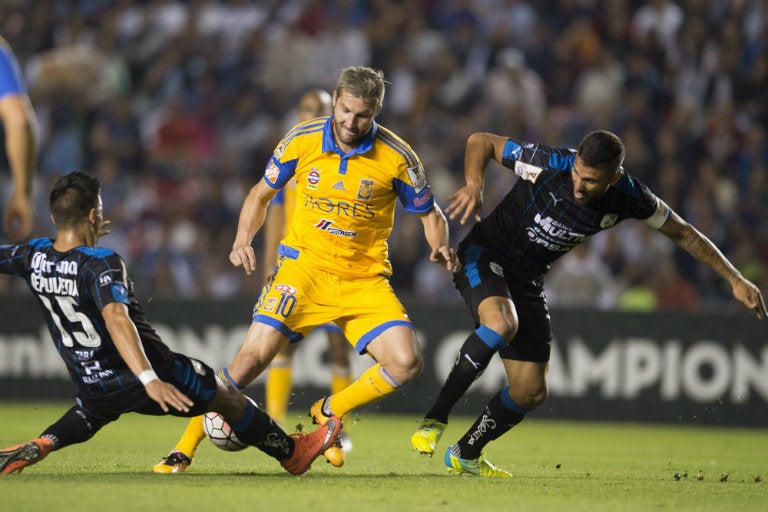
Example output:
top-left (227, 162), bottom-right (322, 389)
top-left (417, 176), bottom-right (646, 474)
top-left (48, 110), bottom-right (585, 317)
top-left (0, 0), bottom-right (766, 314)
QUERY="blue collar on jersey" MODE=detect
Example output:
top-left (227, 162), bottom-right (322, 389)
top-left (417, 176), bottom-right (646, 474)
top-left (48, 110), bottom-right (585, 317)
top-left (321, 115), bottom-right (377, 157)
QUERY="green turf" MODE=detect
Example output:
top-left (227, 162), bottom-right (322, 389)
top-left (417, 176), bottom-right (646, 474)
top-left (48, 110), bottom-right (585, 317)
top-left (0, 401), bottom-right (765, 512)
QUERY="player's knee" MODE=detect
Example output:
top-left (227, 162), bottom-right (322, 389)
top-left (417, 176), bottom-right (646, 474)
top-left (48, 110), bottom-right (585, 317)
top-left (508, 384), bottom-right (547, 410)
top-left (483, 315), bottom-right (518, 342)
top-left (384, 351), bottom-right (423, 384)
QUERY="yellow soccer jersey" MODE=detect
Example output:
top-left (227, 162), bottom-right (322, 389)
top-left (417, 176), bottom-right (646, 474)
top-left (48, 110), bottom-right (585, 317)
top-left (263, 116), bottom-right (435, 278)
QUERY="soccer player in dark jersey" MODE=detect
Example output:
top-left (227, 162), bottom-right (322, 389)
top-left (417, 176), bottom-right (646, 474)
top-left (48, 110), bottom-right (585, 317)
top-left (0, 171), bottom-right (340, 475)
top-left (411, 130), bottom-right (766, 477)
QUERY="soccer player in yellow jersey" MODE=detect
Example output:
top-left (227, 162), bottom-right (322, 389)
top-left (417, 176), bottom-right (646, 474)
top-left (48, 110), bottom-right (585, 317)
top-left (262, 89), bottom-right (355, 465)
top-left (153, 66), bottom-right (459, 473)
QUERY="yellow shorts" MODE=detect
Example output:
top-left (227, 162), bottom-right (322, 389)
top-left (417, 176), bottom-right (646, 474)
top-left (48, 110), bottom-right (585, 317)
top-left (255, 256), bottom-right (413, 353)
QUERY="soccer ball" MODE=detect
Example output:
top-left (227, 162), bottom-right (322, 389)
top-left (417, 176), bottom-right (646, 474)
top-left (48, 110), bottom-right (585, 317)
top-left (203, 412), bottom-right (248, 451)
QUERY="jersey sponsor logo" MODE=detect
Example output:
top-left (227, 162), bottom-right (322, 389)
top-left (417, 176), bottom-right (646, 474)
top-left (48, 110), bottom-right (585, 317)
top-left (527, 213), bottom-right (587, 251)
top-left (489, 261), bottom-right (504, 277)
top-left (315, 219), bottom-right (357, 237)
top-left (74, 349), bottom-right (95, 360)
top-left (466, 406), bottom-right (497, 446)
top-left (332, 180), bottom-right (346, 191)
top-left (30, 252), bottom-right (78, 275)
top-left (406, 163), bottom-right (427, 193)
top-left (514, 161), bottom-right (544, 183)
top-left (265, 161), bottom-right (280, 183)
top-left (303, 193), bottom-right (375, 219)
top-left (80, 360), bottom-right (115, 384)
top-left (413, 189), bottom-right (433, 207)
top-left (275, 283), bottom-right (297, 295)
top-left (357, 179), bottom-right (374, 200)
top-left (307, 168), bottom-right (321, 190)
top-left (98, 271), bottom-right (113, 286)
top-left (600, 213), bottom-right (618, 228)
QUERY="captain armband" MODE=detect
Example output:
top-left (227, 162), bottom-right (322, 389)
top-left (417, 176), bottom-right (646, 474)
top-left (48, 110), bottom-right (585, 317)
top-left (644, 197), bottom-right (670, 229)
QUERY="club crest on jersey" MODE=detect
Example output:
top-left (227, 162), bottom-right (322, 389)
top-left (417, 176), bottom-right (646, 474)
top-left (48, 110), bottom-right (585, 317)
top-left (307, 168), bottom-right (321, 190)
top-left (406, 163), bottom-right (427, 193)
top-left (357, 179), bottom-right (375, 200)
top-left (600, 213), bottom-right (618, 228)
top-left (514, 161), bottom-right (543, 183)
top-left (265, 161), bottom-right (280, 184)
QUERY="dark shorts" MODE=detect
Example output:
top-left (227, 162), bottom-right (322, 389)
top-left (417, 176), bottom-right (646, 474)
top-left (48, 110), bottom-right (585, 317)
top-left (76, 353), bottom-right (218, 428)
top-left (453, 242), bottom-right (552, 362)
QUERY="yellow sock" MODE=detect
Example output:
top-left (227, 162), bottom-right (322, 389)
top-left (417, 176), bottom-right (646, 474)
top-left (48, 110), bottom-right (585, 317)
top-left (326, 363), bottom-right (398, 418)
top-left (266, 363), bottom-right (292, 426)
top-left (175, 415), bottom-right (206, 458)
top-left (330, 369), bottom-right (353, 396)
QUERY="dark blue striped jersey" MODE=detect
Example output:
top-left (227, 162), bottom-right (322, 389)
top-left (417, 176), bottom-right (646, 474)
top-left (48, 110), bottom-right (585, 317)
top-left (0, 238), bottom-right (174, 397)
top-left (466, 139), bottom-right (669, 279)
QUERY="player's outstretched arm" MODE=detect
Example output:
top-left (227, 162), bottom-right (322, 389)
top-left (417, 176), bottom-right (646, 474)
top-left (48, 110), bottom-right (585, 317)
top-left (445, 132), bottom-right (508, 225)
top-left (230, 180), bottom-right (278, 276)
top-left (657, 211), bottom-right (766, 319)
top-left (261, 200), bottom-right (285, 284)
top-left (103, 302), bottom-right (194, 412)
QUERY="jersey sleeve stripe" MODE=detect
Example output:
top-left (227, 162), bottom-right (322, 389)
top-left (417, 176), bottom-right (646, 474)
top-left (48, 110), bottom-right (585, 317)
top-left (283, 118), bottom-right (328, 144)
top-left (376, 127), bottom-right (418, 167)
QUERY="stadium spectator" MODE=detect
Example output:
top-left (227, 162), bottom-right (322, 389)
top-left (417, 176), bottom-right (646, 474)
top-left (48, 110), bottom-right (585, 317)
top-left (0, 0), bottom-right (764, 313)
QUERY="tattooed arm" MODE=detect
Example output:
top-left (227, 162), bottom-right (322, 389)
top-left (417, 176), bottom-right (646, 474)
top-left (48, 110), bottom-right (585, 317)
top-left (657, 210), bottom-right (766, 319)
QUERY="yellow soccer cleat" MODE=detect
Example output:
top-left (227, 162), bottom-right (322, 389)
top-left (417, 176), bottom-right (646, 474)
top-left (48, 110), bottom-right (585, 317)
top-left (309, 398), bottom-right (345, 467)
top-left (152, 451), bottom-right (192, 474)
top-left (410, 419), bottom-right (447, 456)
top-left (444, 446), bottom-right (512, 478)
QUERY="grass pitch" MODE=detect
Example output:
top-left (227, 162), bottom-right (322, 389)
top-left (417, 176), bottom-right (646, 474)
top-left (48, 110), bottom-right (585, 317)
top-left (0, 401), bottom-right (765, 512)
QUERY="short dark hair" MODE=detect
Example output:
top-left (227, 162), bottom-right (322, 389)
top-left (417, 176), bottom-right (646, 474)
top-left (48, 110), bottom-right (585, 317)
top-left (50, 171), bottom-right (100, 227)
top-left (577, 130), bottom-right (625, 174)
